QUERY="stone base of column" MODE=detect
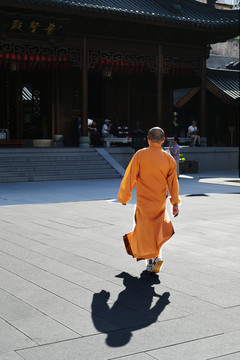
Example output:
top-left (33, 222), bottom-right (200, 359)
top-left (79, 136), bottom-right (90, 148)
top-left (201, 137), bottom-right (207, 147)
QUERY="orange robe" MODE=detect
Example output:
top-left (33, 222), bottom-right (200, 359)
top-left (117, 143), bottom-right (181, 260)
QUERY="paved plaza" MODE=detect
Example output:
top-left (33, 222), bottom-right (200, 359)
top-left (0, 170), bottom-right (240, 360)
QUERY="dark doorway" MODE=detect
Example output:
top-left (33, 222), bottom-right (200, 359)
top-left (20, 72), bottom-right (52, 140)
top-left (0, 69), bottom-right (52, 141)
top-left (88, 72), bottom-right (156, 133)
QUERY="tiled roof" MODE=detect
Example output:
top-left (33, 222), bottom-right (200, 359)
top-left (7, 0), bottom-right (240, 28)
top-left (174, 68), bottom-right (239, 107)
top-left (207, 68), bottom-right (240, 100)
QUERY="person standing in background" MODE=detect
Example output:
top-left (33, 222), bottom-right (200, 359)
top-left (169, 136), bottom-right (180, 178)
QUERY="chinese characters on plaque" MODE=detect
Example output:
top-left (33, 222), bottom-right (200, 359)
top-left (2, 17), bottom-right (62, 37)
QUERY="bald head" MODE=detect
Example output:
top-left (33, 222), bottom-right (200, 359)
top-left (148, 127), bottom-right (165, 143)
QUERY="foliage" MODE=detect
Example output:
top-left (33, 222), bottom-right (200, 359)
top-left (179, 154), bottom-right (186, 161)
top-left (173, 112), bottom-right (179, 127)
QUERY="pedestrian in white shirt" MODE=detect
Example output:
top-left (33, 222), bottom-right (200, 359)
top-left (188, 121), bottom-right (201, 146)
top-left (102, 119), bottom-right (113, 138)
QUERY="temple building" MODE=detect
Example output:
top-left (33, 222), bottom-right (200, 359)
top-left (0, 0), bottom-right (239, 147)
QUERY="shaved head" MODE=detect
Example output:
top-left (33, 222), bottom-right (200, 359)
top-left (148, 127), bottom-right (165, 143)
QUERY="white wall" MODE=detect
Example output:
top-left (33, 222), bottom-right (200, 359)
top-left (210, 38), bottom-right (239, 58)
top-left (180, 147), bottom-right (239, 171)
top-left (106, 146), bottom-right (239, 172)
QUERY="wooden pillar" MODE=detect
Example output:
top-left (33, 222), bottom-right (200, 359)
top-left (16, 71), bottom-right (21, 139)
top-left (166, 81), bottom-right (174, 137)
top-left (51, 72), bottom-right (56, 138)
top-left (79, 36), bottom-right (90, 147)
top-left (127, 77), bottom-right (131, 129)
top-left (82, 37), bottom-right (88, 137)
top-left (157, 45), bottom-right (164, 128)
top-left (200, 52), bottom-right (207, 137)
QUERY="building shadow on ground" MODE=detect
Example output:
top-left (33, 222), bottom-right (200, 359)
top-left (91, 271), bottom-right (170, 347)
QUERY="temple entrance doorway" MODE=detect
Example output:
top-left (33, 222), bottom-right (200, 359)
top-left (20, 71), bottom-right (52, 141)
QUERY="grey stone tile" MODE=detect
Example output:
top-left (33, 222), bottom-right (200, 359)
top-left (0, 268), bottom-right (79, 315)
top-left (0, 318), bottom-right (36, 354)
top-left (0, 352), bottom-right (24, 360)
top-left (0, 260), bottom-right (121, 336)
top-left (0, 238), bottom-right (101, 285)
top-left (147, 330), bottom-right (240, 360)
top-left (187, 306), bottom-right (240, 333)
top-left (210, 281), bottom-right (240, 297)
top-left (166, 239), bottom-right (240, 270)
top-left (142, 282), bottom-right (221, 314)
top-left (32, 216), bottom-right (112, 232)
top-left (50, 305), bottom-right (119, 336)
top-left (209, 353), bottom-right (240, 360)
top-left (158, 272), bottom-right (240, 307)
top-left (16, 317), bottom-right (221, 360)
top-left (37, 248), bottom-right (123, 278)
top-left (0, 289), bottom-right (41, 321)
top-left (162, 262), bottom-right (224, 286)
top-left (163, 252), bottom-right (240, 283)
top-left (115, 354), bottom-right (153, 360)
top-left (10, 315), bottom-right (79, 345)
top-left (0, 252), bottom-right (101, 311)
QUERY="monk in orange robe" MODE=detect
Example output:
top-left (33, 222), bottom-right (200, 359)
top-left (117, 127), bottom-right (180, 273)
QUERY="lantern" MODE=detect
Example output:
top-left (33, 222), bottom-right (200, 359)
top-left (10, 62), bottom-right (17, 71)
top-left (102, 66), bottom-right (112, 78)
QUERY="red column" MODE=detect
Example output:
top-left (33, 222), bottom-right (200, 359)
top-left (81, 36), bottom-right (88, 137)
top-left (200, 53), bottom-right (207, 137)
top-left (157, 45), bottom-right (164, 128)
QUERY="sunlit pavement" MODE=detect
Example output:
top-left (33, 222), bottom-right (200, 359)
top-left (0, 170), bottom-right (239, 360)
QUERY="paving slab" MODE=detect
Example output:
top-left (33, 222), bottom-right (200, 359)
top-left (114, 355), bottom-right (153, 360)
top-left (0, 352), bottom-right (24, 360)
top-left (9, 315), bottom-right (79, 345)
top-left (210, 353), bottom-right (240, 360)
top-left (187, 306), bottom-right (240, 333)
top-left (0, 289), bottom-right (41, 322)
top-left (0, 318), bottom-right (36, 354)
top-left (16, 318), bottom-right (221, 360)
top-left (147, 330), bottom-right (240, 360)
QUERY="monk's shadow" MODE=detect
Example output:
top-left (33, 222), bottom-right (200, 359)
top-left (91, 271), bottom-right (170, 347)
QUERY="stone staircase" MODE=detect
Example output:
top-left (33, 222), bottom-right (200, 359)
top-left (0, 148), bottom-right (121, 183)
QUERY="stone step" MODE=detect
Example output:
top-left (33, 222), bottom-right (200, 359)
top-left (0, 173), bottom-right (120, 183)
top-left (0, 147), bottom-right (121, 182)
top-left (0, 154), bottom-right (101, 160)
top-left (0, 160), bottom-right (108, 167)
top-left (0, 147), bottom-right (96, 153)
top-left (0, 167), bottom-right (117, 176)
